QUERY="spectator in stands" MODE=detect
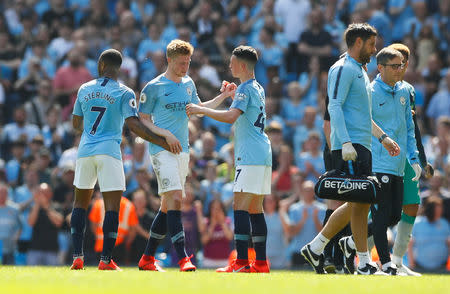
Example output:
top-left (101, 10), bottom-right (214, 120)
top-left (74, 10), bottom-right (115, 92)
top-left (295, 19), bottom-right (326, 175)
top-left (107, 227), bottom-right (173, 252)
top-left (293, 106), bottom-right (323, 157)
top-left (285, 180), bottom-right (326, 267)
top-left (47, 20), bottom-right (74, 63)
top-left (129, 189), bottom-right (156, 264)
top-left (5, 140), bottom-right (26, 186)
top-left (264, 193), bottom-right (289, 269)
top-left (198, 199), bottom-right (233, 268)
top-left (421, 170), bottom-right (450, 223)
top-left (253, 26), bottom-right (283, 87)
top-left (1, 106), bottom-right (40, 159)
top-left (409, 196), bottom-right (450, 272)
top-left (119, 10), bottom-right (143, 56)
top-left (426, 72), bottom-right (450, 130)
top-left (272, 145), bottom-right (299, 197)
top-left (199, 161), bottom-right (224, 215)
top-left (42, 0), bottom-right (74, 39)
top-left (52, 162), bottom-right (75, 212)
top-left (89, 196), bottom-right (138, 265)
top-left (53, 49), bottom-right (92, 120)
top-left (296, 132), bottom-right (325, 182)
top-left (281, 81), bottom-right (309, 141)
top-left (80, 0), bottom-right (111, 28)
top-left (424, 117), bottom-right (450, 172)
top-left (24, 78), bottom-right (53, 129)
top-left (13, 165), bottom-right (39, 263)
top-left (42, 104), bottom-right (72, 164)
top-left (137, 23), bottom-right (166, 64)
top-left (27, 183), bottom-right (63, 265)
top-left (298, 56), bottom-right (321, 106)
top-left (265, 121), bottom-right (284, 171)
top-left (35, 148), bottom-right (52, 184)
top-left (297, 8), bottom-right (333, 73)
top-left (274, 0), bottom-right (312, 74)
top-left (0, 183), bottom-right (22, 265)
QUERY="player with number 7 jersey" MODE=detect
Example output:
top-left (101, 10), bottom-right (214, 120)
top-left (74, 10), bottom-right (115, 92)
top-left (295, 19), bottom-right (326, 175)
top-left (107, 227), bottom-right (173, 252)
top-left (70, 49), bottom-right (170, 271)
top-left (186, 46), bottom-right (271, 273)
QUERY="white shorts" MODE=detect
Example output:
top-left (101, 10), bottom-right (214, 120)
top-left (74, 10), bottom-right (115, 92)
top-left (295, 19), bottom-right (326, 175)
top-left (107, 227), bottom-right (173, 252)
top-left (233, 165), bottom-right (271, 195)
top-left (74, 155), bottom-right (125, 192)
top-left (151, 150), bottom-right (189, 196)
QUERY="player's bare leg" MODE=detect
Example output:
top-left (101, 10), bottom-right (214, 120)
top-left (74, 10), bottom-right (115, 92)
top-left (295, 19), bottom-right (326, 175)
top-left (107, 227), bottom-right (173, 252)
top-left (70, 188), bottom-right (94, 270)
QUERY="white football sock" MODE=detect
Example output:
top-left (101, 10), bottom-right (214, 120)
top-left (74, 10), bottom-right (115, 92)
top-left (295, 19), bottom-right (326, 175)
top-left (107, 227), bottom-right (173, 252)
top-left (357, 251), bottom-right (371, 268)
top-left (309, 233), bottom-right (330, 255)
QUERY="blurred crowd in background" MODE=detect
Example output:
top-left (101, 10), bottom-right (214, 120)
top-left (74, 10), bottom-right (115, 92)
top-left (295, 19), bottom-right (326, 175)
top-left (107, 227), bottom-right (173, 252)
top-left (0, 0), bottom-right (448, 271)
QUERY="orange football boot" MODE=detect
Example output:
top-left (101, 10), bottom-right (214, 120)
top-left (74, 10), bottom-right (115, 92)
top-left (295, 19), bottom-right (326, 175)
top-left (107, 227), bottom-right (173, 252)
top-left (138, 255), bottom-right (166, 272)
top-left (178, 255), bottom-right (196, 272)
top-left (98, 259), bottom-right (122, 271)
top-left (70, 257), bottom-right (84, 270)
top-left (216, 259), bottom-right (251, 273)
top-left (251, 260), bottom-right (270, 273)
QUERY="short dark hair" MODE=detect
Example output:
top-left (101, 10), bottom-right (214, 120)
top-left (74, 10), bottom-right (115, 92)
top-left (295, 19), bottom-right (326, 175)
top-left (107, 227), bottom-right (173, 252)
top-left (232, 45), bottom-right (258, 67)
top-left (376, 47), bottom-right (403, 65)
top-left (344, 23), bottom-right (377, 47)
top-left (98, 49), bottom-right (122, 69)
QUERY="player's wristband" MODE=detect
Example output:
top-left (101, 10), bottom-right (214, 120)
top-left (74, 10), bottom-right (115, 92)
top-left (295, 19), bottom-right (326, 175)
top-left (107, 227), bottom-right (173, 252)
top-left (378, 133), bottom-right (388, 143)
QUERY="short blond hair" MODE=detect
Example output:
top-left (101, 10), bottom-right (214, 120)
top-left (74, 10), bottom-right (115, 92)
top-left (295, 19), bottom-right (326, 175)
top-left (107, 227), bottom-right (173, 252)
top-left (166, 39), bottom-right (194, 59)
top-left (388, 43), bottom-right (411, 61)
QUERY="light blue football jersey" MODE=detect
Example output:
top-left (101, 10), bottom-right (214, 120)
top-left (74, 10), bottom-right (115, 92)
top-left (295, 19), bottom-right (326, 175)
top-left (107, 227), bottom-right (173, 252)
top-left (230, 79), bottom-right (272, 166)
top-left (73, 77), bottom-right (138, 160)
top-left (139, 74), bottom-right (200, 155)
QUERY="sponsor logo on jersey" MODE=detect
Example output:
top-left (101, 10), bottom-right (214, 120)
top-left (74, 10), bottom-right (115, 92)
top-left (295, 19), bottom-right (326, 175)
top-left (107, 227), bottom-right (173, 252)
top-left (165, 101), bottom-right (189, 112)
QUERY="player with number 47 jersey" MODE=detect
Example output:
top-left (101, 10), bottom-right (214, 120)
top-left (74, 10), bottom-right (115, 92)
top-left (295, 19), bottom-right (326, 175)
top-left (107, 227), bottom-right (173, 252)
top-left (186, 46), bottom-right (272, 273)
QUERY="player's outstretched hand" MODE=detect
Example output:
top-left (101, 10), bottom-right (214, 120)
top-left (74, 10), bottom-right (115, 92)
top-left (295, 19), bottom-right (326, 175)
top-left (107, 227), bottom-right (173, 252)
top-left (382, 137), bottom-right (400, 156)
top-left (186, 103), bottom-right (205, 117)
top-left (424, 162), bottom-right (434, 179)
top-left (165, 132), bottom-right (182, 154)
top-left (342, 142), bottom-right (357, 161)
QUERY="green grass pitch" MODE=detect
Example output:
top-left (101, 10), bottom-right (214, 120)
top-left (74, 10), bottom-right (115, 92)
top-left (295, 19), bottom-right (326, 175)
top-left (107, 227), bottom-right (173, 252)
top-left (0, 266), bottom-right (448, 294)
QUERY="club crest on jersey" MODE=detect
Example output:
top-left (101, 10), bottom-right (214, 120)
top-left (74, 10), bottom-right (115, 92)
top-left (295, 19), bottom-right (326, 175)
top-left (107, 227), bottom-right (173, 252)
top-left (129, 98), bottom-right (137, 108)
top-left (186, 87), bottom-right (192, 96)
top-left (400, 96), bottom-right (406, 105)
top-left (140, 93), bottom-right (147, 103)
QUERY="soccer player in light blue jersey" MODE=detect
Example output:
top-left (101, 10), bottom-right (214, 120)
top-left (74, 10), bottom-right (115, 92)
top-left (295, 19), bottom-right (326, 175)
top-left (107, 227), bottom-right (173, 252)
top-left (186, 46), bottom-right (272, 273)
top-left (70, 49), bottom-right (170, 271)
top-left (137, 40), bottom-right (235, 272)
top-left (300, 23), bottom-right (400, 275)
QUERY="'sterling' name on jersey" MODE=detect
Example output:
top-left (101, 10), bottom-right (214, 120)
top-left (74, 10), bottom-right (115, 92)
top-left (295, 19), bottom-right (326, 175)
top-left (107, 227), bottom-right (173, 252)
top-left (83, 91), bottom-right (116, 104)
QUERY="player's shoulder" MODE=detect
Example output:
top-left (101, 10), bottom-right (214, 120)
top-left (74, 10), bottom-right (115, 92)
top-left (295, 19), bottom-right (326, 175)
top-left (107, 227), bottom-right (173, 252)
top-left (329, 55), bottom-right (356, 77)
top-left (78, 78), bottom-right (98, 92)
top-left (142, 74), bottom-right (165, 91)
top-left (182, 75), bottom-right (195, 84)
top-left (117, 81), bottom-right (135, 96)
